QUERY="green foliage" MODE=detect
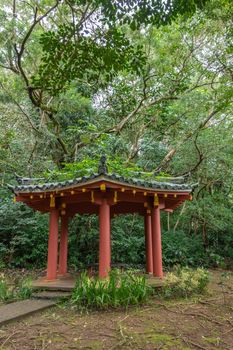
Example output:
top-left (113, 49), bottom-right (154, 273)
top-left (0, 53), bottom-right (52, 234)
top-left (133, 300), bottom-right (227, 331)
top-left (0, 276), bottom-right (14, 302)
top-left (32, 0), bottom-right (208, 94)
top-left (68, 215), bottom-right (99, 269)
top-left (44, 155), bottom-right (170, 182)
top-left (0, 198), bottom-right (48, 268)
top-left (0, 274), bottom-right (32, 302)
top-left (207, 253), bottom-right (225, 268)
top-left (16, 277), bottom-right (32, 300)
top-left (162, 230), bottom-right (206, 268)
top-left (67, 214), bottom-right (145, 270)
top-left (35, 27), bottom-right (146, 95)
top-left (71, 269), bottom-right (152, 309)
top-left (161, 267), bottom-right (209, 298)
top-left (44, 158), bottom-right (99, 181)
top-left (111, 215), bottom-right (145, 266)
top-left (0, 260), bottom-right (6, 269)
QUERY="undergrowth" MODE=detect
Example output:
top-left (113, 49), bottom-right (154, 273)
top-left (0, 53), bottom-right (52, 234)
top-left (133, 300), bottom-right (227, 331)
top-left (0, 274), bottom-right (32, 302)
top-left (160, 267), bottom-right (210, 298)
top-left (71, 269), bottom-right (152, 309)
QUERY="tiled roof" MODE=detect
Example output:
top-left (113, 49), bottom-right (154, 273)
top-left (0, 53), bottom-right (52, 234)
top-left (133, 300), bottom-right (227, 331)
top-left (8, 156), bottom-right (193, 193)
top-left (8, 173), bottom-right (193, 193)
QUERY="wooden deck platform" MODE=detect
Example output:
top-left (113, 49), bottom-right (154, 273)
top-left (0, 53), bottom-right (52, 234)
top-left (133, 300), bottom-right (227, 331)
top-left (32, 273), bottom-right (163, 292)
top-left (32, 274), bottom-right (76, 291)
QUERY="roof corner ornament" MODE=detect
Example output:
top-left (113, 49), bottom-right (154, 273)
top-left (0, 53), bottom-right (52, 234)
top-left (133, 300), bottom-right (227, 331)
top-left (14, 173), bottom-right (44, 185)
top-left (98, 155), bottom-right (108, 175)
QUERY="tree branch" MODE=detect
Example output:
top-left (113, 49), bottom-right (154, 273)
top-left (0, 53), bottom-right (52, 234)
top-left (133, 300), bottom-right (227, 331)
top-left (0, 82), bottom-right (39, 133)
top-left (14, 1), bottom-right (60, 106)
top-left (180, 134), bottom-right (204, 176)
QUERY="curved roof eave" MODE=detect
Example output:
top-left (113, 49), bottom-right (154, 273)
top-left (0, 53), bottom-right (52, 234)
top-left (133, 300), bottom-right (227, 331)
top-left (8, 174), bottom-right (193, 195)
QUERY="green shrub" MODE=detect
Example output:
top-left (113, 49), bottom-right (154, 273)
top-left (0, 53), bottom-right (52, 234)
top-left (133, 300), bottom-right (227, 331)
top-left (162, 230), bottom-right (206, 268)
top-left (207, 252), bottom-right (225, 268)
top-left (71, 270), bottom-right (152, 309)
top-left (0, 199), bottom-right (49, 268)
top-left (161, 267), bottom-right (209, 298)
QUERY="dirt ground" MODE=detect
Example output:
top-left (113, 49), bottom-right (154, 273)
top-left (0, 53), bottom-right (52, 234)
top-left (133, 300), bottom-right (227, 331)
top-left (0, 270), bottom-right (232, 350)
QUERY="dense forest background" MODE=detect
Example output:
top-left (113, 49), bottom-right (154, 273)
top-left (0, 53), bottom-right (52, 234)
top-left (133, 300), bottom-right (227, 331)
top-left (0, 0), bottom-right (232, 271)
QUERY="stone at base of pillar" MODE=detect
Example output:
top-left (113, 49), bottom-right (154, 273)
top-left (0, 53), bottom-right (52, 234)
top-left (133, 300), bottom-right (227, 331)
top-left (153, 271), bottom-right (163, 278)
top-left (57, 272), bottom-right (70, 277)
top-left (43, 278), bottom-right (58, 282)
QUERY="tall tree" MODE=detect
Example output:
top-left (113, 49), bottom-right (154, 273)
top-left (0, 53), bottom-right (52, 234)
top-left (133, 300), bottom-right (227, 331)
top-left (0, 0), bottom-right (208, 167)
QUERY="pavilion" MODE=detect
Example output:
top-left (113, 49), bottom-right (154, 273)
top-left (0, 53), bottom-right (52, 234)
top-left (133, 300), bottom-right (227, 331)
top-left (8, 156), bottom-right (193, 280)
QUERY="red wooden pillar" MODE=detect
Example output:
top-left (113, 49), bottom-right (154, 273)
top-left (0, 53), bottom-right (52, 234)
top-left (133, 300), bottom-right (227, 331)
top-left (144, 211), bottom-right (153, 274)
top-left (99, 198), bottom-right (111, 278)
top-left (47, 208), bottom-right (59, 280)
top-left (58, 215), bottom-right (69, 275)
top-left (151, 206), bottom-right (163, 278)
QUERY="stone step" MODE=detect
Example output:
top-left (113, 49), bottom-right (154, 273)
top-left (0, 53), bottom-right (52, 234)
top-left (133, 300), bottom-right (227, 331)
top-left (0, 299), bottom-right (56, 326)
top-left (32, 290), bottom-right (71, 300)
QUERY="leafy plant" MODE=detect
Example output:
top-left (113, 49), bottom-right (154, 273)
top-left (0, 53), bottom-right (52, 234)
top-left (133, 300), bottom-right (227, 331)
top-left (208, 253), bottom-right (225, 268)
top-left (0, 274), bottom-right (14, 302)
top-left (160, 267), bottom-right (209, 299)
top-left (16, 277), bottom-right (32, 300)
top-left (162, 230), bottom-right (206, 268)
top-left (0, 259), bottom-right (6, 269)
top-left (71, 270), bottom-right (152, 309)
top-left (0, 199), bottom-right (48, 268)
top-left (43, 155), bottom-right (169, 182)
top-left (0, 274), bottom-right (32, 303)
